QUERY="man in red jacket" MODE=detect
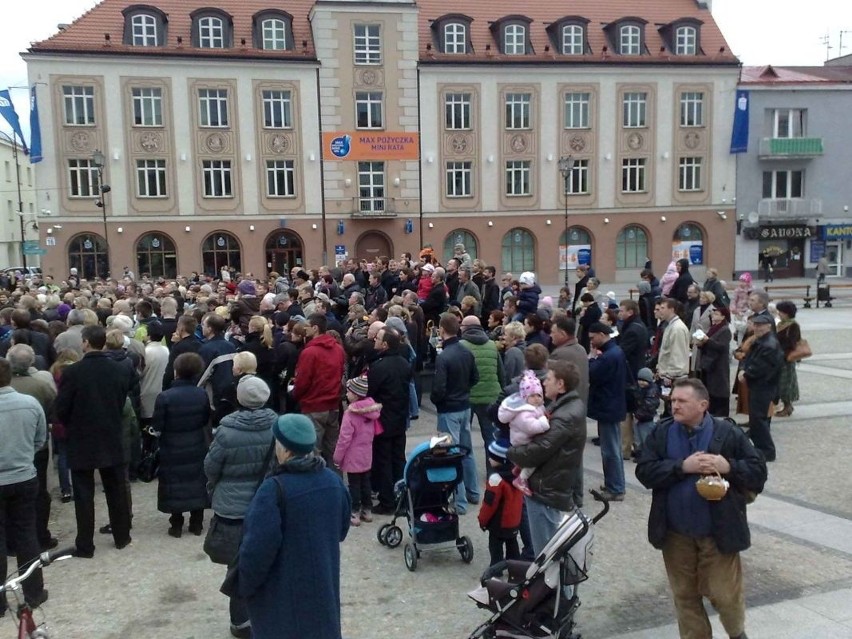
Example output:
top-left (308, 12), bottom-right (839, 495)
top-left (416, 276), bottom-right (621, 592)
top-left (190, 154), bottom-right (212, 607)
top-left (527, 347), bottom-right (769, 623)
top-left (293, 314), bottom-right (346, 467)
top-left (478, 439), bottom-right (523, 566)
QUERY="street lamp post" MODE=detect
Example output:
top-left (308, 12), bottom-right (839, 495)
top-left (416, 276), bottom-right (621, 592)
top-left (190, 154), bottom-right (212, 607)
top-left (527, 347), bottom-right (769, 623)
top-left (91, 149), bottom-right (111, 278)
top-left (557, 155), bottom-right (575, 289)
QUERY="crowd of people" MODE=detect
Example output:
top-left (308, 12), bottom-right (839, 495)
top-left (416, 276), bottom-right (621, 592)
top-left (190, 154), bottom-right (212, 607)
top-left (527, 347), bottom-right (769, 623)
top-left (0, 247), bottom-right (808, 638)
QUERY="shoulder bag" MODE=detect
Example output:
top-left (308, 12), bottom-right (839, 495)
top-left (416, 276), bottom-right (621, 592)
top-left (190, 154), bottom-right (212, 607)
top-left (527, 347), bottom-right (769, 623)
top-left (786, 339), bottom-right (812, 363)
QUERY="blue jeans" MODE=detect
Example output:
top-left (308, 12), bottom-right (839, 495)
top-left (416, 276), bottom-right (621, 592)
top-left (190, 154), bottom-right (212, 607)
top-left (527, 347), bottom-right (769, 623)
top-left (525, 496), bottom-right (568, 556)
top-left (599, 421), bottom-right (625, 494)
top-left (53, 436), bottom-right (72, 495)
top-left (471, 404), bottom-right (496, 469)
top-left (633, 420), bottom-right (655, 452)
top-left (408, 380), bottom-right (419, 419)
top-left (437, 409), bottom-right (478, 511)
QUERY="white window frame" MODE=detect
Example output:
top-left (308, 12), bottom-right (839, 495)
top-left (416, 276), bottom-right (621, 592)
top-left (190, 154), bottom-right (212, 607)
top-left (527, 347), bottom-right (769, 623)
top-left (266, 160), bottom-right (296, 197)
top-left (354, 24), bottom-right (381, 65)
top-left (63, 86), bottom-right (95, 126)
top-left (202, 160), bottom-right (233, 198)
top-left (355, 91), bottom-right (384, 129)
top-left (262, 90), bottom-right (292, 129)
top-left (762, 170), bottom-right (804, 199)
top-left (565, 159), bottom-right (590, 195)
top-left (561, 24), bottom-right (584, 55)
top-left (262, 18), bottom-right (287, 50)
top-left (505, 160), bottom-right (531, 197)
top-left (444, 23), bottom-right (466, 54)
top-left (445, 93), bottom-right (471, 130)
top-left (564, 92), bottom-right (590, 129)
top-left (675, 26), bottom-right (697, 55)
top-left (67, 159), bottom-right (100, 198)
top-left (622, 158), bottom-right (647, 193)
top-left (199, 16), bottom-right (225, 49)
top-left (132, 87), bottom-right (163, 127)
top-left (504, 24), bottom-right (526, 55)
top-left (679, 92), bottom-right (704, 127)
top-left (131, 14), bottom-right (158, 46)
top-left (623, 92), bottom-right (647, 128)
top-left (678, 157), bottom-right (702, 192)
top-left (136, 159), bottom-right (167, 198)
top-left (773, 109), bottom-right (805, 138)
top-left (620, 25), bottom-right (641, 55)
top-left (358, 161), bottom-right (385, 212)
top-left (446, 161), bottom-right (472, 198)
top-left (198, 88), bottom-right (229, 128)
top-left (505, 93), bottom-right (531, 130)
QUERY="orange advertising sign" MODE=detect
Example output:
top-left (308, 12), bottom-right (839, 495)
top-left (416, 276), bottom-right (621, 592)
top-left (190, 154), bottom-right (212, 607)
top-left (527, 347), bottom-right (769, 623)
top-left (322, 131), bottom-right (420, 161)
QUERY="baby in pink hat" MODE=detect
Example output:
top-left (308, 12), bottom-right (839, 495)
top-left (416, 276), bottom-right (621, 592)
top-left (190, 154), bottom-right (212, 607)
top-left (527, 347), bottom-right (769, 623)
top-left (497, 370), bottom-right (550, 496)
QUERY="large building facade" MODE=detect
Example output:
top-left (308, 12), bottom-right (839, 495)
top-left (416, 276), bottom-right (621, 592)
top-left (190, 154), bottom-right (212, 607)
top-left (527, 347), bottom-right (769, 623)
top-left (0, 138), bottom-right (40, 270)
top-left (26, 0), bottom-right (739, 283)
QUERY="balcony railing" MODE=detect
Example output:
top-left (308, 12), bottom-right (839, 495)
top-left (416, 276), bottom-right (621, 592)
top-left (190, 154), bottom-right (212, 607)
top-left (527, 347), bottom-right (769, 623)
top-left (757, 197), bottom-right (822, 218)
top-left (759, 137), bottom-right (824, 159)
top-left (352, 197), bottom-right (397, 218)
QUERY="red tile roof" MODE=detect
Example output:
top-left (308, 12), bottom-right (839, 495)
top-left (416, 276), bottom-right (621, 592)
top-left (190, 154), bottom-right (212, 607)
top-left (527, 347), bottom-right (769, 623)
top-left (417, 0), bottom-right (739, 65)
top-left (29, 0), bottom-right (318, 61)
top-left (740, 65), bottom-right (852, 85)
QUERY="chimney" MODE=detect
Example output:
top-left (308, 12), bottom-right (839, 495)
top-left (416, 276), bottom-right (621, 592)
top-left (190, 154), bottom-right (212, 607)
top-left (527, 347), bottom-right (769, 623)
top-left (696, 0), bottom-right (712, 10)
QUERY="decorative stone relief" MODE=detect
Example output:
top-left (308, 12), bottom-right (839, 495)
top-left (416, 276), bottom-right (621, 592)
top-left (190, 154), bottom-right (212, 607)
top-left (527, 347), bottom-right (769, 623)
top-left (70, 131), bottom-right (91, 153)
top-left (510, 134), bottom-right (527, 153)
top-left (450, 134), bottom-right (469, 154)
top-left (206, 132), bottom-right (226, 154)
top-left (684, 131), bottom-right (701, 150)
top-left (568, 134), bottom-right (587, 153)
top-left (627, 132), bottom-right (644, 151)
top-left (138, 132), bottom-right (162, 153)
top-left (269, 133), bottom-right (292, 154)
top-left (355, 69), bottom-right (384, 88)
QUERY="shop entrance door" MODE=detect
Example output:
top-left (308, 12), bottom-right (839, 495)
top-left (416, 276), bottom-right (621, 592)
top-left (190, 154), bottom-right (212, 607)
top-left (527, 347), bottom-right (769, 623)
top-left (826, 241), bottom-right (843, 277)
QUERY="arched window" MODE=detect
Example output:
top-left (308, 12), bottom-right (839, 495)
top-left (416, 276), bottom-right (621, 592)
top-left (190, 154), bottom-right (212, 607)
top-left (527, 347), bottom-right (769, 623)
top-left (131, 14), bottom-right (158, 46)
top-left (672, 223), bottom-right (704, 265)
top-left (615, 225), bottom-right (648, 269)
top-left (620, 24), bottom-right (641, 55)
top-left (443, 229), bottom-right (478, 263)
top-left (136, 233), bottom-right (177, 279)
top-left (504, 24), bottom-right (527, 55)
top-left (265, 230), bottom-right (304, 276)
top-left (501, 228), bottom-right (535, 273)
top-left (444, 23), bottom-right (467, 54)
top-left (202, 231), bottom-right (241, 276)
top-left (675, 25), bottom-right (697, 55)
top-left (559, 226), bottom-right (592, 271)
top-left (561, 23), bottom-right (584, 55)
top-left (67, 233), bottom-right (108, 280)
top-left (262, 18), bottom-right (287, 50)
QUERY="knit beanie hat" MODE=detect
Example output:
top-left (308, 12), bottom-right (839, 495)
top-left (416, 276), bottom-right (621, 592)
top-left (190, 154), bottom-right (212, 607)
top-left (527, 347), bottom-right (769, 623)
top-left (637, 367), bottom-right (654, 383)
top-left (236, 375), bottom-right (270, 409)
top-left (346, 375), bottom-right (369, 398)
top-left (385, 316), bottom-right (408, 336)
top-left (637, 281), bottom-right (651, 295)
top-left (519, 370), bottom-right (543, 401)
top-left (519, 271), bottom-right (536, 287)
top-left (273, 414), bottom-right (317, 455)
top-left (238, 279), bottom-right (257, 296)
top-left (738, 272), bottom-right (753, 284)
top-left (487, 438), bottom-right (510, 462)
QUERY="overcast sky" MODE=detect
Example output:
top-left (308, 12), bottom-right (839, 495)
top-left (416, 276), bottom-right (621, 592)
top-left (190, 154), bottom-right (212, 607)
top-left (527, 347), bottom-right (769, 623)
top-left (0, 0), bottom-right (850, 141)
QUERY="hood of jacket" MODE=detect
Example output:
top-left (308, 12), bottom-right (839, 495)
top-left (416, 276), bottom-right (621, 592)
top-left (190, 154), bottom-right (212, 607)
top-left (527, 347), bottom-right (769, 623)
top-left (347, 397), bottom-right (383, 419)
top-left (305, 333), bottom-right (339, 351)
top-left (219, 407), bottom-right (278, 433)
top-left (461, 325), bottom-right (489, 345)
top-left (676, 258), bottom-right (691, 274)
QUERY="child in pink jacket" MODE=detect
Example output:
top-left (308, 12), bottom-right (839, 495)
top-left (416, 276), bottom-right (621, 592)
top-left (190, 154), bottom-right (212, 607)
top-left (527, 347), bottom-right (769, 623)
top-left (333, 375), bottom-right (382, 526)
top-left (497, 370), bottom-right (550, 496)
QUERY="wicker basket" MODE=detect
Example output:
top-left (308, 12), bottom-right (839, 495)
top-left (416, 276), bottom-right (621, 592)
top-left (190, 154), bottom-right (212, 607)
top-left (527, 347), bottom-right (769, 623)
top-left (695, 472), bottom-right (729, 501)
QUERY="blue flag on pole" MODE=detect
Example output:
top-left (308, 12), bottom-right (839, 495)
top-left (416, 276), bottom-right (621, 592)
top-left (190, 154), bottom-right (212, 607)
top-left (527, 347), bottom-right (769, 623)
top-left (729, 90), bottom-right (750, 154)
top-left (0, 89), bottom-right (29, 154)
top-left (29, 86), bottom-right (42, 164)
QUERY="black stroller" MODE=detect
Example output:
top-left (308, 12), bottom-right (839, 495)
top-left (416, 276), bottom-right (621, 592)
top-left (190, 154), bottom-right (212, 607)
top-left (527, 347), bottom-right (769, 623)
top-left (466, 491), bottom-right (610, 639)
top-left (376, 436), bottom-right (474, 571)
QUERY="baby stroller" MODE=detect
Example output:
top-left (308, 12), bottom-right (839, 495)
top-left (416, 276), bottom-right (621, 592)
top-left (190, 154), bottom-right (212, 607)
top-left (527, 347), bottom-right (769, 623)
top-left (466, 491), bottom-right (610, 639)
top-left (376, 436), bottom-right (474, 571)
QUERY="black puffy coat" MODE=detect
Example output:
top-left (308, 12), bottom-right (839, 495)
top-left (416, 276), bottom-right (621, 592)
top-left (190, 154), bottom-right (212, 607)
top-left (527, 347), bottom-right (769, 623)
top-left (669, 259), bottom-right (695, 304)
top-left (153, 379), bottom-right (211, 514)
top-left (367, 347), bottom-right (412, 437)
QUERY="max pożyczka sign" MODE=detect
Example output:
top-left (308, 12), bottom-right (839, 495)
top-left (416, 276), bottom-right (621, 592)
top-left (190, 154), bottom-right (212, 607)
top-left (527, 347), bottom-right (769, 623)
top-left (758, 225), bottom-right (814, 240)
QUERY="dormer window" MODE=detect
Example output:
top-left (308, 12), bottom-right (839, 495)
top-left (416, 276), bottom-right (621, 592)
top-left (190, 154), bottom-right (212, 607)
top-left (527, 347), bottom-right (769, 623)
top-left (675, 25), bottom-right (697, 55)
top-left (660, 19), bottom-right (703, 56)
top-left (263, 19), bottom-right (286, 49)
top-left (433, 15), bottom-right (473, 55)
top-left (253, 11), bottom-right (294, 50)
top-left (192, 9), bottom-right (233, 49)
top-left (122, 6), bottom-right (167, 47)
top-left (562, 24), bottom-right (584, 55)
top-left (504, 24), bottom-right (526, 55)
top-left (620, 25), bottom-right (641, 55)
top-left (444, 23), bottom-right (467, 54)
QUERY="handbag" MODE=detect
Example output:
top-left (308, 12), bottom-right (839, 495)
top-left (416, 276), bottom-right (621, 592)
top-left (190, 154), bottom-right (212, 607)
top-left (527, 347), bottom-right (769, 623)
top-left (136, 436), bottom-right (160, 483)
top-left (786, 339), bottom-right (812, 363)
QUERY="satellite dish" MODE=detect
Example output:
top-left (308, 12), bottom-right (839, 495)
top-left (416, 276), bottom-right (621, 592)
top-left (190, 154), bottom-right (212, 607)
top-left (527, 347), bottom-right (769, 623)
top-left (747, 211), bottom-right (759, 225)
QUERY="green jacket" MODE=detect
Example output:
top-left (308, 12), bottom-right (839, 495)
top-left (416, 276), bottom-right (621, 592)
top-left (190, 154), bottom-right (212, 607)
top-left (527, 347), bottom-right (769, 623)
top-left (460, 326), bottom-right (504, 405)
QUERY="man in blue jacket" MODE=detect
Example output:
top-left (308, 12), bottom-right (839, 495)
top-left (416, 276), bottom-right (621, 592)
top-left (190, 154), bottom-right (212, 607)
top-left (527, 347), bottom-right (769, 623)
top-left (587, 322), bottom-right (628, 501)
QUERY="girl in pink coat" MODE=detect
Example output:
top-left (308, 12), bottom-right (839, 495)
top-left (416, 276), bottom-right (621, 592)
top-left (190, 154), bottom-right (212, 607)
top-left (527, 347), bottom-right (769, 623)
top-left (333, 376), bottom-right (382, 526)
top-left (497, 370), bottom-right (550, 496)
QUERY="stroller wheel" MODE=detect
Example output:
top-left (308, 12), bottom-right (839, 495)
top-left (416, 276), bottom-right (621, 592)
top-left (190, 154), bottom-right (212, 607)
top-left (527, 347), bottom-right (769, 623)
top-left (404, 543), bottom-right (418, 572)
top-left (377, 524), bottom-right (390, 546)
top-left (458, 536), bottom-right (474, 563)
top-left (385, 525), bottom-right (403, 548)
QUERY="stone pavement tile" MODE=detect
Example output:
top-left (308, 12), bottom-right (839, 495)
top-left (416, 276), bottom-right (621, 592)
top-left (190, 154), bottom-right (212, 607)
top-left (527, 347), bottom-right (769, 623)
top-left (796, 588), bottom-right (852, 622)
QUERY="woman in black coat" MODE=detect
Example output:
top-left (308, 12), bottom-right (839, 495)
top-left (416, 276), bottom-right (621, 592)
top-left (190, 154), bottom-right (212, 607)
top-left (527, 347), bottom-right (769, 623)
top-left (240, 316), bottom-right (278, 408)
top-left (696, 305), bottom-right (733, 417)
top-left (152, 352), bottom-right (211, 537)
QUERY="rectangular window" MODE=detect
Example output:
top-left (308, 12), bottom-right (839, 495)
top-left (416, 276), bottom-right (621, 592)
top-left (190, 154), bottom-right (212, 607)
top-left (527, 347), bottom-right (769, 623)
top-left (762, 170), bottom-right (804, 198)
top-left (355, 91), bottom-right (383, 129)
top-left (4, 161), bottom-right (9, 182)
top-left (63, 86), bottom-right (95, 125)
top-left (679, 92), bottom-right (704, 127)
top-left (505, 160), bottom-right (531, 196)
top-left (445, 93), bottom-right (471, 130)
top-left (262, 90), bottom-right (292, 129)
top-left (136, 159), bottom-right (167, 197)
top-left (445, 161), bottom-right (472, 197)
top-left (198, 88), bottom-right (229, 127)
top-left (354, 24), bottom-right (381, 64)
top-left (622, 92), bottom-right (647, 128)
top-left (67, 159), bottom-right (100, 197)
top-left (565, 159), bottom-right (590, 195)
top-left (132, 87), bottom-right (163, 127)
top-left (199, 17), bottom-right (224, 48)
top-left (358, 161), bottom-right (385, 212)
top-left (505, 93), bottom-right (531, 130)
top-left (564, 92), bottom-right (590, 129)
top-left (678, 157), bottom-right (702, 191)
top-left (202, 159), bottom-right (232, 197)
top-left (562, 24), bottom-right (584, 55)
top-left (621, 158), bottom-right (647, 193)
top-left (773, 109), bottom-right (805, 138)
top-left (266, 160), bottom-right (295, 197)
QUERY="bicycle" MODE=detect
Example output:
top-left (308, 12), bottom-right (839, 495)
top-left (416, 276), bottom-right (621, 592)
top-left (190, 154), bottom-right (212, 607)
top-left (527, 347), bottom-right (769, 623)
top-left (1, 547), bottom-right (75, 639)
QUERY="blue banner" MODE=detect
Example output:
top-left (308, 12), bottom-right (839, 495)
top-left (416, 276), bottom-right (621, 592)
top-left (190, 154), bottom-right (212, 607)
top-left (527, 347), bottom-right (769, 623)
top-left (0, 89), bottom-right (28, 154)
top-left (730, 90), bottom-right (749, 154)
top-left (29, 86), bottom-right (42, 164)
